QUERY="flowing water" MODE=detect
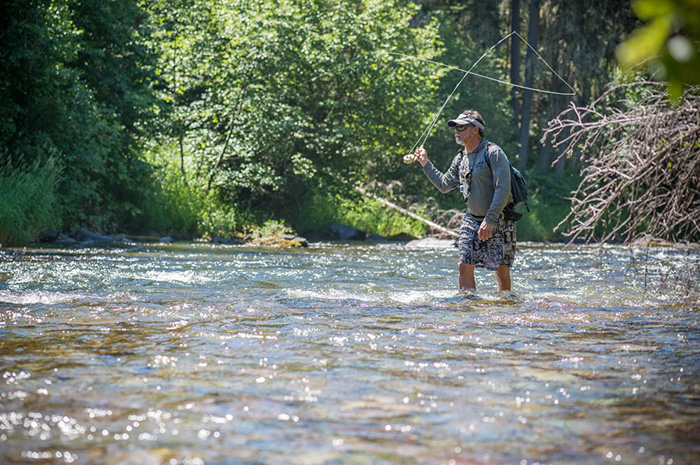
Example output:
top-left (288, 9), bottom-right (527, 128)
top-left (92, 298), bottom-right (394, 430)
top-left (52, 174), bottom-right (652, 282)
top-left (1, 241), bottom-right (699, 465)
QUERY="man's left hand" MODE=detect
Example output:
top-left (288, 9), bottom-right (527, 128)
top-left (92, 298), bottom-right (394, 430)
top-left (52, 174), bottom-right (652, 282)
top-left (478, 222), bottom-right (494, 241)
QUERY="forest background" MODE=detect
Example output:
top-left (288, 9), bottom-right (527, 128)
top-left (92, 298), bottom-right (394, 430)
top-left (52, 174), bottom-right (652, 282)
top-left (0, 0), bottom-right (695, 245)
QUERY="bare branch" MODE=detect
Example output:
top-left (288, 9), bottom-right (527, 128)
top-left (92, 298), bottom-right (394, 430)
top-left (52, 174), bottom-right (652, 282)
top-left (544, 81), bottom-right (700, 243)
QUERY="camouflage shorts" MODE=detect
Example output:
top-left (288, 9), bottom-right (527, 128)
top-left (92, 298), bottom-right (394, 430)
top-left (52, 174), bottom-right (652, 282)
top-left (458, 214), bottom-right (517, 270)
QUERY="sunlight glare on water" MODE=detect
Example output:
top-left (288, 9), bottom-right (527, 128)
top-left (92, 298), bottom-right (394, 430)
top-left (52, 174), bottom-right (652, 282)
top-left (0, 242), bottom-right (699, 464)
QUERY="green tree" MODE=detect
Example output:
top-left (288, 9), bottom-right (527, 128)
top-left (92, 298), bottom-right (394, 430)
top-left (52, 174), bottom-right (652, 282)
top-left (65, 0), bottom-right (160, 229)
top-left (0, 0), bottom-right (159, 237)
top-left (0, 0), bottom-right (655, 243)
top-left (146, 0), bottom-right (443, 233)
top-left (518, 0), bottom-right (638, 173)
top-left (616, 0), bottom-right (700, 100)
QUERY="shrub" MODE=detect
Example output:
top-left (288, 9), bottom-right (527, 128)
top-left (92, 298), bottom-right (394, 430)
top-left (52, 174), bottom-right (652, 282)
top-left (249, 219), bottom-right (294, 239)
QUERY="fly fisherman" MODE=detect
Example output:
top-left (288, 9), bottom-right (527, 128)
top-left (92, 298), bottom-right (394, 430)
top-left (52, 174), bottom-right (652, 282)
top-left (412, 110), bottom-right (517, 292)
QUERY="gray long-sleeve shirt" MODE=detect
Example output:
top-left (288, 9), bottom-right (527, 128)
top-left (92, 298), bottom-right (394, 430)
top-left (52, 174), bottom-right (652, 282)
top-left (422, 139), bottom-right (512, 225)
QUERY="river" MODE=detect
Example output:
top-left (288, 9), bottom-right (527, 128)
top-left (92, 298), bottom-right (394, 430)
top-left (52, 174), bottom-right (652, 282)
top-left (1, 241), bottom-right (699, 464)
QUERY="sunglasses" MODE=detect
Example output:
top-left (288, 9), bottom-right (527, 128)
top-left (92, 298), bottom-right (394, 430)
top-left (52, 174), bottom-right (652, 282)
top-left (454, 124), bottom-right (473, 132)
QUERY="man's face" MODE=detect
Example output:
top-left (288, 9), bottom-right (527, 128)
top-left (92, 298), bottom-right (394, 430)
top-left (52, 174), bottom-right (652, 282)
top-left (454, 124), bottom-right (476, 145)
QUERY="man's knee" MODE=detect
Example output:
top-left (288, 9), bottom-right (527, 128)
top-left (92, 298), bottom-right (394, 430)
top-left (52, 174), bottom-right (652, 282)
top-left (494, 265), bottom-right (511, 291)
top-left (459, 263), bottom-right (475, 272)
top-left (495, 265), bottom-right (510, 276)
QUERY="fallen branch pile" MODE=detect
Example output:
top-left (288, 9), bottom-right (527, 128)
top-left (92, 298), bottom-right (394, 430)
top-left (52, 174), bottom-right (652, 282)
top-left (544, 81), bottom-right (700, 243)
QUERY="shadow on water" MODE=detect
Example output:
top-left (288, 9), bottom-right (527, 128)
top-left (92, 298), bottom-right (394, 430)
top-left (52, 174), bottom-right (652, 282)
top-left (0, 241), bottom-right (699, 464)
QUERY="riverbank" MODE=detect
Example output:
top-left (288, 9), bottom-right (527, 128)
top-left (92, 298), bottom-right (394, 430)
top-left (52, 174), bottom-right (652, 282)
top-left (26, 223), bottom-right (427, 249)
top-left (8, 226), bottom-right (697, 253)
top-left (25, 224), bottom-right (697, 250)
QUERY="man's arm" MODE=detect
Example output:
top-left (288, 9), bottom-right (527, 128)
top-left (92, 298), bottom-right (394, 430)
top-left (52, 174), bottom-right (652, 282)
top-left (415, 147), bottom-right (461, 194)
top-left (483, 147), bottom-right (511, 225)
top-left (479, 147), bottom-right (512, 241)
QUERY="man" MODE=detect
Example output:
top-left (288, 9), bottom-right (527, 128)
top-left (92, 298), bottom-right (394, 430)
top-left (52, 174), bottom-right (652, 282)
top-left (412, 110), bottom-right (516, 292)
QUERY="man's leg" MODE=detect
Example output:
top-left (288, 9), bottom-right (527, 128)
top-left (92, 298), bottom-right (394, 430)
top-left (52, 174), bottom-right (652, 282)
top-left (494, 265), bottom-right (511, 292)
top-left (459, 263), bottom-right (476, 291)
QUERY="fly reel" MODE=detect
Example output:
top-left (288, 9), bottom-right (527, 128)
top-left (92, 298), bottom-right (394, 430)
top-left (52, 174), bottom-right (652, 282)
top-left (403, 153), bottom-right (417, 164)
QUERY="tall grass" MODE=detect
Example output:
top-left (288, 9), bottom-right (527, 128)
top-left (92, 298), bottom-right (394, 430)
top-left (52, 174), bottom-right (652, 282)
top-left (140, 144), bottom-right (265, 239)
top-left (336, 195), bottom-right (428, 238)
top-left (516, 192), bottom-right (569, 241)
top-left (0, 155), bottom-right (61, 245)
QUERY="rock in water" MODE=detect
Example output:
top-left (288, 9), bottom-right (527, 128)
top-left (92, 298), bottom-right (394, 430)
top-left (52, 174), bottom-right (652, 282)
top-left (250, 234), bottom-right (308, 248)
top-left (328, 223), bottom-right (367, 241)
top-left (73, 228), bottom-right (115, 243)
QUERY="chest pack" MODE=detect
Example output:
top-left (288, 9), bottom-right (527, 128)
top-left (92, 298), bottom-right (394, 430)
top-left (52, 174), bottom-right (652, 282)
top-left (459, 142), bottom-right (529, 216)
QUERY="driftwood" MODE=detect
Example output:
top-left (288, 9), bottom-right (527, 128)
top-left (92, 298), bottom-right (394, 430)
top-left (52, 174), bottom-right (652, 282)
top-left (353, 186), bottom-right (459, 238)
top-left (544, 81), bottom-right (700, 243)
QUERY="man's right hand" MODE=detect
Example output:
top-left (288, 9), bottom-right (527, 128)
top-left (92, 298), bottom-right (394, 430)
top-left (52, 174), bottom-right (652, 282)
top-left (414, 146), bottom-right (428, 167)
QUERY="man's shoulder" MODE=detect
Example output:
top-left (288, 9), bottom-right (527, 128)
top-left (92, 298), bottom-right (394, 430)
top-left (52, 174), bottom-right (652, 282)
top-left (485, 140), bottom-right (505, 155)
top-left (483, 141), bottom-right (511, 168)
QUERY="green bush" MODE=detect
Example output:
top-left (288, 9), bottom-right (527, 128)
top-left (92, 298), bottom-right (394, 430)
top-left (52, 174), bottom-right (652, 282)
top-left (291, 187), bottom-right (427, 239)
top-left (336, 196), bottom-right (428, 238)
top-left (199, 205), bottom-right (243, 240)
top-left (136, 148), bottom-right (200, 237)
top-left (516, 193), bottom-right (568, 241)
top-left (249, 219), bottom-right (294, 239)
top-left (0, 154), bottom-right (61, 245)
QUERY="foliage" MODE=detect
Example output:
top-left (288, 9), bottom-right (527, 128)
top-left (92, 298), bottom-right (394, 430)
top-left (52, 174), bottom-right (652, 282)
top-left (137, 143), bottom-right (203, 237)
top-left (140, 143), bottom-right (267, 240)
top-left (616, 0), bottom-right (700, 100)
top-left (0, 0), bottom-right (160, 233)
top-left (288, 182), bottom-right (428, 239)
top-left (0, 154), bottom-right (61, 245)
top-left (249, 220), bottom-right (294, 240)
top-left (516, 168), bottom-right (578, 241)
top-left (336, 195), bottom-right (429, 239)
top-left (145, 0), bottom-right (443, 232)
top-left (1, 0), bottom-right (647, 244)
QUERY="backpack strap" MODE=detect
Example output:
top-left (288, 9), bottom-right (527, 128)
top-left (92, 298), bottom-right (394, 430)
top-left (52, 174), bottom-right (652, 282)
top-left (482, 142), bottom-right (497, 170)
top-left (483, 142), bottom-right (517, 210)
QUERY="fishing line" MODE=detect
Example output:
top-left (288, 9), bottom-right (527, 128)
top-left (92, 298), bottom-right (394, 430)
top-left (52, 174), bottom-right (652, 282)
top-left (389, 54), bottom-right (576, 96)
top-left (405, 30), bottom-right (576, 156)
top-left (510, 30), bottom-right (576, 95)
top-left (293, 31), bottom-right (575, 159)
top-left (410, 32), bottom-right (515, 154)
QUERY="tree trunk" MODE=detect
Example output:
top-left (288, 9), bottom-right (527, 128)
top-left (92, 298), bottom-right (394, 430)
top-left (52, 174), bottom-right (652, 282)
top-left (178, 133), bottom-right (188, 186)
top-left (554, 152), bottom-right (566, 181)
top-left (510, 0), bottom-right (521, 132)
top-left (517, 0), bottom-right (539, 170)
